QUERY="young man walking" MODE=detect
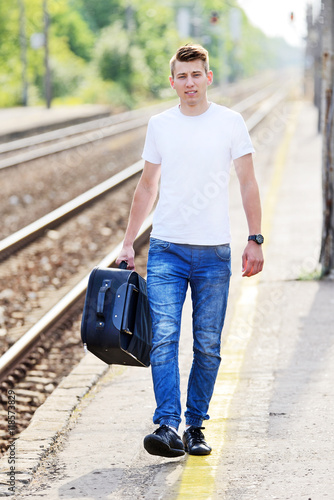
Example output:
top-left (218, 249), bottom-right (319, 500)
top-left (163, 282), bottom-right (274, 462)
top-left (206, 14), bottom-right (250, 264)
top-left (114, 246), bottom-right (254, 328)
top-left (116, 44), bottom-right (264, 458)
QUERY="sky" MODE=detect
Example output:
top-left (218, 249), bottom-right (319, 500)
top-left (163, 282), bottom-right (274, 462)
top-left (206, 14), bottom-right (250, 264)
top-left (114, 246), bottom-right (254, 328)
top-left (237, 0), bottom-right (321, 47)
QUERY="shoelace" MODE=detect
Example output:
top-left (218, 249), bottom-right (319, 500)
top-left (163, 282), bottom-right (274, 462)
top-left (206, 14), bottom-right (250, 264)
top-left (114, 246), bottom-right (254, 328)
top-left (154, 424), bottom-right (173, 435)
top-left (188, 426), bottom-right (205, 441)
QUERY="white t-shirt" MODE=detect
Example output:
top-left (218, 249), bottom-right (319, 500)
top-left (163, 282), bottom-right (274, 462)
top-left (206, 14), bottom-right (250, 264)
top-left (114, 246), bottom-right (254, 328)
top-left (142, 102), bottom-right (255, 245)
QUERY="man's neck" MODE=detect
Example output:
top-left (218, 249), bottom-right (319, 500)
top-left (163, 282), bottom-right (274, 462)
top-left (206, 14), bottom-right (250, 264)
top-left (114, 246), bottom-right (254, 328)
top-left (179, 99), bottom-right (211, 116)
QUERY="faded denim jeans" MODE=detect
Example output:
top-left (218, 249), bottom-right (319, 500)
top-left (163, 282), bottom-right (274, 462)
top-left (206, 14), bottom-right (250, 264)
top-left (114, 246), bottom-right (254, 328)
top-left (147, 237), bottom-right (231, 430)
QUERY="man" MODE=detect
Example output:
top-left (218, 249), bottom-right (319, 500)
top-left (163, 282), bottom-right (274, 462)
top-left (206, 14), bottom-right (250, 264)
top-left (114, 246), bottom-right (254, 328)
top-left (116, 44), bottom-right (264, 458)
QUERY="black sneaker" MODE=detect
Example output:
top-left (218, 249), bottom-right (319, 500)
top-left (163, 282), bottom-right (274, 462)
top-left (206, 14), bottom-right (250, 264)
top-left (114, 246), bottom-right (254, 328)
top-left (144, 425), bottom-right (185, 458)
top-left (182, 426), bottom-right (212, 455)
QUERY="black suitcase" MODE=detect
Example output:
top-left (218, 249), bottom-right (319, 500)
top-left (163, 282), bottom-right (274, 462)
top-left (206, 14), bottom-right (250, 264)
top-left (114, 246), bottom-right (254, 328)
top-left (81, 264), bottom-right (152, 367)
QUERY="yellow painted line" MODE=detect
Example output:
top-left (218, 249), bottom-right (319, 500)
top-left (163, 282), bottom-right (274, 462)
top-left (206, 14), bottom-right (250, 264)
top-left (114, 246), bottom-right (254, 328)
top-left (175, 101), bottom-right (300, 499)
top-left (175, 280), bottom-right (259, 500)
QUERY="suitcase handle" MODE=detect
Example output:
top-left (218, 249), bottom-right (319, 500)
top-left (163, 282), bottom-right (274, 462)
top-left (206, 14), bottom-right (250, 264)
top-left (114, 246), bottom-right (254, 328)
top-left (97, 279), bottom-right (112, 316)
top-left (96, 263), bottom-right (128, 322)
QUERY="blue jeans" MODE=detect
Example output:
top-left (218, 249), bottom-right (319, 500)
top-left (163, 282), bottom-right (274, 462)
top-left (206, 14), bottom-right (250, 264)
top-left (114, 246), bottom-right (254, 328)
top-left (147, 237), bottom-right (231, 430)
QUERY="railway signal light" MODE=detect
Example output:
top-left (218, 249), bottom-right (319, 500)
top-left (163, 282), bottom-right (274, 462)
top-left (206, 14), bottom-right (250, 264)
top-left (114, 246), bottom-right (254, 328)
top-left (211, 11), bottom-right (219, 24)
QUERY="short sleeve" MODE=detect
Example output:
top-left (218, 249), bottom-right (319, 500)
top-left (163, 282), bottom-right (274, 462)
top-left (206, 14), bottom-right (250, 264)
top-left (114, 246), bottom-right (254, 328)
top-left (142, 118), bottom-right (162, 165)
top-left (231, 113), bottom-right (255, 160)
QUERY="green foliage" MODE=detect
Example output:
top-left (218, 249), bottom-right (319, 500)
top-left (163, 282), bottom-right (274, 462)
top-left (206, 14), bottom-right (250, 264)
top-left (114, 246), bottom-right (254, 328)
top-left (95, 23), bottom-right (132, 84)
top-left (77, 76), bottom-right (133, 109)
top-left (0, 2), bottom-right (21, 105)
top-left (51, 9), bottom-right (95, 61)
top-left (130, 0), bottom-right (180, 96)
top-left (0, 0), bottom-right (302, 108)
top-left (50, 51), bottom-right (86, 98)
top-left (94, 21), bottom-right (150, 101)
top-left (73, 0), bottom-right (124, 31)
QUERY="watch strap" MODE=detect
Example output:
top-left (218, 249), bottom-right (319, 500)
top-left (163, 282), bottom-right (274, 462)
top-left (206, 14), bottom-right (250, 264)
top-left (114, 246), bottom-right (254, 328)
top-left (248, 234), bottom-right (264, 244)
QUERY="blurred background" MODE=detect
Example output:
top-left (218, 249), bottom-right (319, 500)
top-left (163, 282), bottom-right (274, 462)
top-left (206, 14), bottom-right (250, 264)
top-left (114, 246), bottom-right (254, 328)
top-left (0, 0), bottom-right (318, 110)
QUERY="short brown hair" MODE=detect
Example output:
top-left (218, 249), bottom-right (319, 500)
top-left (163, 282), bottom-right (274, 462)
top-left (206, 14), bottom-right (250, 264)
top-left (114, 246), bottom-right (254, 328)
top-left (170, 44), bottom-right (209, 78)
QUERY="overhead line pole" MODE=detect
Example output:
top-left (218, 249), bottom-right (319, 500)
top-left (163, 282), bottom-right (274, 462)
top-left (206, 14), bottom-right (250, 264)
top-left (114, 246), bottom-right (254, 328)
top-left (320, 0), bottom-right (334, 277)
top-left (18, 0), bottom-right (28, 106)
top-left (43, 0), bottom-right (52, 108)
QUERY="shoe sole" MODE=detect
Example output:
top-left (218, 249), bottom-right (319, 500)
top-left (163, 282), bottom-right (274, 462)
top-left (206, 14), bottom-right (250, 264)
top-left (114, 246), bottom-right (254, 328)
top-left (144, 435), bottom-right (185, 458)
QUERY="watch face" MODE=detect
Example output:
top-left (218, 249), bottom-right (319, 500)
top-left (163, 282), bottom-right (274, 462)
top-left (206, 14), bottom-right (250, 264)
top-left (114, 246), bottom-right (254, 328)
top-left (256, 234), bottom-right (264, 244)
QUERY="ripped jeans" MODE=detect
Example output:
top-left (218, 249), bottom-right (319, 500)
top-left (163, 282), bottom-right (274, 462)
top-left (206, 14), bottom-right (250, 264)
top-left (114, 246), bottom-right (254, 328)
top-left (147, 238), bottom-right (231, 430)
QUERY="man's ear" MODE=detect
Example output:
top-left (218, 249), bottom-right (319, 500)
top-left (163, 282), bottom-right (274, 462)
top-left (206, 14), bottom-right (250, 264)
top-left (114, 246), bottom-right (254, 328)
top-left (207, 70), bottom-right (213, 86)
top-left (169, 76), bottom-right (175, 89)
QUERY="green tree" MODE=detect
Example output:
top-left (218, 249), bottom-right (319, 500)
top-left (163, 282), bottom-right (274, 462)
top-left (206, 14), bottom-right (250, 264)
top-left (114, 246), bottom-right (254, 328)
top-left (93, 1), bottom-right (181, 101)
top-left (31, 0), bottom-right (95, 101)
top-left (130, 0), bottom-right (181, 96)
top-left (0, 2), bottom-right (21, 106)
top-left (73, 0), bottom-right (124, 31)
top-left (94, 22), bottom-right (150, 97)
top-left (51, 9), bottom-right (95, 61)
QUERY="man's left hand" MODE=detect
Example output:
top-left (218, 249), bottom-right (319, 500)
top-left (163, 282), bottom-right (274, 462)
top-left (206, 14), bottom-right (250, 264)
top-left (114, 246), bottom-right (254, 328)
top-left (242, 242), bottom-right (264, 277)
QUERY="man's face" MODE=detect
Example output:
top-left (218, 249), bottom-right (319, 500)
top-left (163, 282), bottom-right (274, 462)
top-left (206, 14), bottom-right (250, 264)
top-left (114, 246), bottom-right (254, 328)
top-left (169, 59), bottom-right (213, 110)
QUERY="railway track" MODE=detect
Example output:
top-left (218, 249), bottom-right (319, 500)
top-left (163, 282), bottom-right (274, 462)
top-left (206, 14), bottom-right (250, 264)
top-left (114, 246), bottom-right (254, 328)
top-left (0, 76), bottom-right (294, 455)
top-left (0, 160), bottom-right (144, 260)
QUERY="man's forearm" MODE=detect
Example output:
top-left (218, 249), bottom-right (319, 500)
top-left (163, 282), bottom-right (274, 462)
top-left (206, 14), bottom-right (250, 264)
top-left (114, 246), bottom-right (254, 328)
top-left (123, 181), bottom-right (158, 246)
top-left (240, 179), bottom-right (264, 277)
top-left (116, 161), bottom-right (160, 269)
top-left (240, 179), bottom-right (262, 235)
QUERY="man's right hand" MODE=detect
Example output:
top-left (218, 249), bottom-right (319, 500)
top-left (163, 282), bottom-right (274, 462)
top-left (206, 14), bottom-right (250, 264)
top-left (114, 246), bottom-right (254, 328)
top-left (116, 245), bottom-right (135, 270)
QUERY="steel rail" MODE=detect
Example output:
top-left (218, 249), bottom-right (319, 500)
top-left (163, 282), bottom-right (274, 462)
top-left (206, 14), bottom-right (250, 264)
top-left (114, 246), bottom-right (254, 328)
top-left (0, 84), bottom-right (292, 383)
top-left (0, 82), bottom-right (281, 171)
top-left (0, 106), bottom-right (170, 155)
top-left (0, 214), bottom-right (153, 383)
top-left (0, 160), bottom-right (144, 260)
top-left (0, 116), bottom-right (150, 171)
top-left (245, 87), bottom-right (289, 130)
top-left (233, 82), bottom-right (278, 114)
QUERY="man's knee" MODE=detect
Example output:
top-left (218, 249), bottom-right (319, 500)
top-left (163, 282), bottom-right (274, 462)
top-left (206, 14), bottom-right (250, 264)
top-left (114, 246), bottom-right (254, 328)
top-left (150, 340), bottom-right (178, 366)
top-left (193, 347), bottom-right (221, 370)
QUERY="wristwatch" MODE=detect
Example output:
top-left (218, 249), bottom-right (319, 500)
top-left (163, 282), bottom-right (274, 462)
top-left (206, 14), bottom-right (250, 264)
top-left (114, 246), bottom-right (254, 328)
top-left (248, 234), bottom-right (264, 245)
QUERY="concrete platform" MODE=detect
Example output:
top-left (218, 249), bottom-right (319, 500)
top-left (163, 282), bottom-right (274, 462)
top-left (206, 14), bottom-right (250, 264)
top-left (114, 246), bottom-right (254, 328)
top-left (0, 98), bottom-right (333, 499)
top-left (0, 105), bottom-right (112, 143)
